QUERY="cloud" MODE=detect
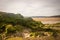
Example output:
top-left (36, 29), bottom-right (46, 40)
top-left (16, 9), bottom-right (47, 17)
top-left (0, 0), bottom-right (60, 16)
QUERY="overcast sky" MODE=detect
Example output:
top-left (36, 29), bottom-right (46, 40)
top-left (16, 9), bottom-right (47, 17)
top-left (0, 0), bottom-right (60, 16)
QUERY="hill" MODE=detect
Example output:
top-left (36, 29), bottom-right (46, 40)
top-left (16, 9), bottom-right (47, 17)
top-left (31, 15), bottom-right (60, 18)
top-left (0, 11), bottom-right (24, 19)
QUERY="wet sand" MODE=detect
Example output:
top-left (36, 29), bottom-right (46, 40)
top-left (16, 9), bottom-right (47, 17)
top-left (32, 17), bottom-right (60, 24)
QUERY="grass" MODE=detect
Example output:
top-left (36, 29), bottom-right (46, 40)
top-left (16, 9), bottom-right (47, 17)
top-left (6, 36), bottom-right (55, 40)
top-left (6, 37), bottom-right (23, 40)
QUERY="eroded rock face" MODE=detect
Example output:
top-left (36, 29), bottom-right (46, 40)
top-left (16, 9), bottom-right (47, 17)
top-left (22, 29), bottom-right (31, 38)
top-left (23, 33), bottom-right (30, 38)
top-left (44, 32), bottom-right (53, 36)
top-left (22, 29), bottom-right (53, 38)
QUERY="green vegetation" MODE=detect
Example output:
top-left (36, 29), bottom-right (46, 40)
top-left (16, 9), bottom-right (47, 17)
top-left (0, 11), bottom-right (60, 40)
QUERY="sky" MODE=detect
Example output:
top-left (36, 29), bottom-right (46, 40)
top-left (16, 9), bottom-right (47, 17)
top-left (0, 0), bottom-right (60, 16)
